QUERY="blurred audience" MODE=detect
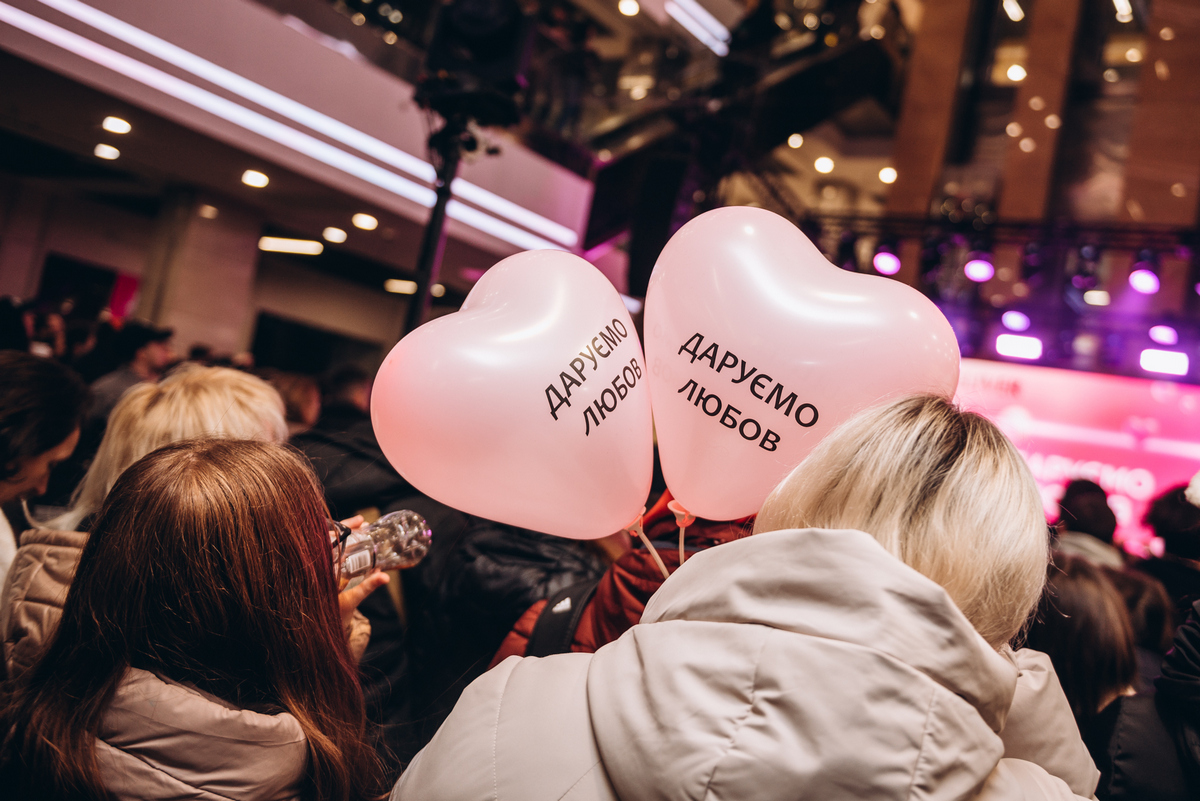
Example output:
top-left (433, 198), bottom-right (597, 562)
top-left (292, 365), bottom-right (413, 520)
top-left (0, 439), bottom-right (388, 800)
top-left (88, 320), bottom-right (175, 427)
top-left (1, 365), bottom-right (287, 677)
top-left (261, 369), bottom-right (322, 436)
top-left (1088, 600), bottom-right (1200, 800)
top-left (1024, 554), bottom-right (1137, 742)
top-left (1136, 483), bottom-right (1200, 621)
top-left (1104, 567), bottom-right (1174, 693)
top-left (0, 352), bottom-right (87, 591)
top-left (0, 298), bottom-right (29, 352)
top-left (1055, 479), bottom-right (1124, 569)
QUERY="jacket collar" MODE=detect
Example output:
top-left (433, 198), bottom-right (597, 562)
top-left (641, 528), bottom-right (1019, 730)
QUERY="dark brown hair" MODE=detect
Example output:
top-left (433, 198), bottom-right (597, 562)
top-left (0, 439), bottom-right (384, 800)
top-left (1104, 566), bottom-right (1174, 654)
top-left (0, 350), bottom-right (87, 481)
top-left (1023, 553), bottom-right (1137, 732)
top-left (1145, 484), bottom-right (1200, 560)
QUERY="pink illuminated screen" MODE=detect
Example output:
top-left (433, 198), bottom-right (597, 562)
top-left (956, 359), bottom-right (1200, 554)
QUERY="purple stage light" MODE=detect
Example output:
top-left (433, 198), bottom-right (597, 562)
top-left (964, 258), bottom-right (995, 283)
top-left (1149, 325), bottom-right (1179, 346)
top-left (873, 251), bottom-right (902, 275)
top-left (996, 334), bottom-right (1042, 360)
top-left (1129, 269), bottom-right (1160, 294)
top-left (1140, 349), bottom-right (1189, 376)
top-left (1001, 311), bottom-right (1030, 332)
top-left (1194, 282), bottom-right (1200, 297)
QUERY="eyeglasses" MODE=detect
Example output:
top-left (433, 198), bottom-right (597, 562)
top-left (329, 518), bottom-right (352, 565)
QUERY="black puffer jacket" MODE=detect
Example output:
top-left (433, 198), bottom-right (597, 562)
top-left (291, 403), bottom-right (415, 519)
top-left (1092, 600), bottom-right (1200, 800)
top-left (380, 507), bottom-right (608, 764)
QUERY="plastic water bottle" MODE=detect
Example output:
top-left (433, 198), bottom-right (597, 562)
top-left (338, 510), bottom-right (432, 587)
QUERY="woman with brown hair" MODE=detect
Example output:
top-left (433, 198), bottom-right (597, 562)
top-left (0, 438), bottom-right (387, 800)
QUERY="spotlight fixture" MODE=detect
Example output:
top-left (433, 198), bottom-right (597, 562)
top-left (93, 143), bottom-right (119, 160)
top-left (431, 283), bottom-right (446, 298)
top-left (787, 133), bottom-right (803, 149)
top-left (197, 204), bottom-right (219, 219)
top-left (814, 157), bottom-right (834, 174)
top-left (996, 334), bottom-right (1042, 360)
top-left (872, 250), bottom-right (901, 276)
top-left (1007, 64), bottom-right (1027, 82)
top-left (1149, 325), bottom-right (1179, 346)
top-left (1001, 311), bottom-right (1031, 332)
top-left (878, 167), bottom-right (897, 184)
top-left (323, 227), bottom-right (348, 243)
top-left (1129, 250), bottom-right (1160, 293)
top-left (352, 213), bottom-right (379, 230)
top-left (241, 169), bottom-right (269, 188)
top-left (101, 116), bottom-right (131, 134)
top-left (618, 0), bottom-right (640, 16)
top-left (1140, 349), bottom-right (1189, 376)
top-left (1083, 290), bottom-right (1111, 306)
top-left (964, 255), bottom-right (995, 283)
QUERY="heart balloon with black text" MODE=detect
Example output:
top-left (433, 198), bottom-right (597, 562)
top-left (644, 206), bottom-right (960, 521)
top-left (372, 250), bottom-right (653, 539)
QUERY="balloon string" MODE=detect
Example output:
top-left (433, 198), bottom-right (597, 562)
top-left (633, 516), bottom-right (670, 581)
top-left (666, 500), bottom-right (695, 571)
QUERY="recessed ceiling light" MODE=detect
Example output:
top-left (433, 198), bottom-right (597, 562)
top-left (352, 213), bottom-right (379, 230)
top-left (101, 116), bottom-right (131, 134)
top-left (323, 227), bottom-right (348, 243)
top-left (431, 283), bottom-right (446, 298)
top-left (618, 0), bottom-right (640, 15)
top-left (94, 143), bottom-right (120, 160)
top-left (787, 133), bottom-right (803, 148)
top-left (258, 236), bottom-right (324, 255)
top-left (241, 169), bottom-right (269, 188)
top-left (1006, 64), bottom-right (1027, 82)
top-left (878, 167), bottom-right (897, 184)
top-left (814, 157), bottom-right (834, 173)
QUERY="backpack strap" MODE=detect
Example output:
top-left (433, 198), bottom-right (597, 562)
top-left (525, 578), bottom-right (602, 658)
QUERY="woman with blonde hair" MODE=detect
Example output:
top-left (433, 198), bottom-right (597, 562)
top-left (0, 439), bottom-right (388, 799)
top-left (394, 394), bottom-right (1098, 801)
top-left (1, 365), bottom-right (290, 677)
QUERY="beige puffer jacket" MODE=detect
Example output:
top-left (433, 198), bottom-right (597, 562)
top-left (1, 529), bottom-right (371, 679)
top-left (97, 667), bottom-right (309, 800)
top-left (0, 528), bottom-right (85, 678)
top-left (394, 528), bottom-right (1098, 801)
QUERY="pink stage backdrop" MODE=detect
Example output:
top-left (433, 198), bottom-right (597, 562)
top-left (956, 359), bottom-right (1200, 554)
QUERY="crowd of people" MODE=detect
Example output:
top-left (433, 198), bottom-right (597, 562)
top-left (1, 323), bottom-right (1200, 800)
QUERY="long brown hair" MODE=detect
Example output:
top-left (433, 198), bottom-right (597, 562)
top-left (1, 439), bottom-right (384, 800)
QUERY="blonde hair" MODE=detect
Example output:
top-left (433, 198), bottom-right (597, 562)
top-left (51, 365), bottom-right (287, 530)
top-left (753, 394), bottom-right (1048, 648)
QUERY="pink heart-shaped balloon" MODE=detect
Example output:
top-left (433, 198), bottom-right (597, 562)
top-left (372, 250), bottom-right (653, 539)
top-left (645, 207), bottom-right (960, 521)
